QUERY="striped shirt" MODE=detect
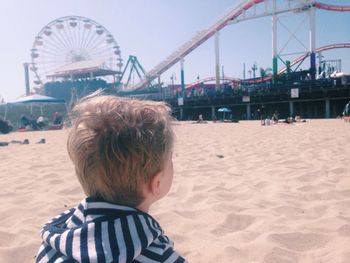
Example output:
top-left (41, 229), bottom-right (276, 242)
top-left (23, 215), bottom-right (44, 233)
top-left (36, 198), bottom-right (186, 263)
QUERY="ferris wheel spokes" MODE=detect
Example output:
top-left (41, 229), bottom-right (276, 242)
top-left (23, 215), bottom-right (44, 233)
top-left (31, 16), bottom-right (123, 85)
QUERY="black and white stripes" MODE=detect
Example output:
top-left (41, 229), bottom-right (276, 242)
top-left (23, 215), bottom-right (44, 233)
top-left (36, 198), bottom-right (186, 263)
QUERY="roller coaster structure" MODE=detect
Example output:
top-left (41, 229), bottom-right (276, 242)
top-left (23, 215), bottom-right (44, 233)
top-left (184, 43), bottom-right (350, 89)
top-left (130, 0), bottom-right (350, 92)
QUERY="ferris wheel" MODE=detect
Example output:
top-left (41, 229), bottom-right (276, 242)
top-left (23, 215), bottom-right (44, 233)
top-left (30, 16), bottom-right (123, 85)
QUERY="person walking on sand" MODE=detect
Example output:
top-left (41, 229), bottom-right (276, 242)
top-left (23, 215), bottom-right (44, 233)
top-left (343, 100), bottom-right (350, 122)
top-left (53, 112), bottom-right (63, 125)
top-left (257, 105), bottom-right (267, 125)
top-left (0, 118), bottom-right (12, 134)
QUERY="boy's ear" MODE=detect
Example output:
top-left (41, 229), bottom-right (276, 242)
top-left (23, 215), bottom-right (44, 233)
top-left (148, 171), bottom-right (162, 195)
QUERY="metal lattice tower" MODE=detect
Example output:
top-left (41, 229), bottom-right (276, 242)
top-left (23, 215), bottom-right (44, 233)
top-left (118, 55), bottom-right (150, 90)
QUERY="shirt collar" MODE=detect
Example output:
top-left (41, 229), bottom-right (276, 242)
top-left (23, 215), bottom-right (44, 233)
top-left (82, 197), bottom-right (143, 221)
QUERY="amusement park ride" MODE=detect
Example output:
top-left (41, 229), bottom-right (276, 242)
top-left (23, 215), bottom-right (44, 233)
top-left (27, 16), bottom-right (123, 96)
top-left (130, 0), bottom-right (350, 93)
top-left (26, 0), bottom-right (350, 98)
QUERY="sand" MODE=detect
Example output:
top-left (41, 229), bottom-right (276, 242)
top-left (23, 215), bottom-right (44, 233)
top-left (0, 119), bottom-right (350, 263)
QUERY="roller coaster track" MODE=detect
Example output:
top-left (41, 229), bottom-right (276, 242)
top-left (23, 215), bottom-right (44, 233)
top-left (132, 0), bottom-right (350, 90)
top-left (313, 2), bottom-right (350, 11)
top-left (278, 43), bottom-right (350, 75)
top-left (184, 43), bottom-right (350, 88)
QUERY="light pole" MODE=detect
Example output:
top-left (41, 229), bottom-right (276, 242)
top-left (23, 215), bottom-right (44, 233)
top-left (23, 63), bottom-right (30, 96)
top-left (243, 63), bottom-right (246, 80)
top-left (252, 62), bottom-right (257, 80)
top-left (170, 73), bottom-right (175, 87)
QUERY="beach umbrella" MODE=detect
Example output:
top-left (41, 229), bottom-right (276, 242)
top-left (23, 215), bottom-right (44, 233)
top-left (217, 107), bottom-right (232, 120)
top-left (9, 94), bottom-right (65, 104)
top-left (217, 107), bottom-right (232, 113)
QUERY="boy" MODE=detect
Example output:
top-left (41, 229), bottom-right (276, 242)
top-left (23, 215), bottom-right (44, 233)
top-left (36, 95), bottom-right (186, 263)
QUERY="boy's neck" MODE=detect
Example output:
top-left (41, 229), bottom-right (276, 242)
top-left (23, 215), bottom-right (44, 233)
top-left (137, 204), bottom-right (149, 213)
top-left (137, 196), bottom-right (155, 213)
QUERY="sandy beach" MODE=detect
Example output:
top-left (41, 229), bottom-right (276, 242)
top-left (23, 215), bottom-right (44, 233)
top-left (0, 119), bottom-right (350, 263)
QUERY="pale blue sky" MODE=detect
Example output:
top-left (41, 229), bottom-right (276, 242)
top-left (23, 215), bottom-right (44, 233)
top-left (0, 0), bottom-right (349, 101)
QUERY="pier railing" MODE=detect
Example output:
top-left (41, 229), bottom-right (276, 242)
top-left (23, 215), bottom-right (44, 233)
top-left (120, 78), bottom-right (349, 103)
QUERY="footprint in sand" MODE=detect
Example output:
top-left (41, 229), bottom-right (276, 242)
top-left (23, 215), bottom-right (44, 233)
top-left (296, 172), bottom-right (318, 182)
top-left (169, 233), bottom-right (189, 243)
top-left (224, 246), bottom-right (249, 262)
top-left (342, 253), bottom-right (350, 263)
top-left (309, 205), bottom-right (328, 218)
top-left (336, 200), bottom-right (350, 214)
top-left (333, 189), bottom-right (350, 198)
top-left (330, 167), bottom-right (347, 174)
top-left (268, 232), bottom-right (329, 251)
top-left (58, 185), bottom-right (81, 195)
top-left (0, 231), bottom-right (17, 247)
top-left (211, 213), bottom-right (254, 236)
top-left (255, 181), bottom-right (269, 189)
top-left (338, 224), bottom-right (350, 236)
top-left (192, 184), bottom-right (209, 192)
top-left (297, 184), bottom-right (319, 192)
top-left (28, 164), bottom-right (52, 170)
top-left (175, 210), bottom-right (203, 220)
top-left (214, 191), bottom-right (236, 201)
top-left (185, 193), bottom-right (208, 205)
top-left (273, 206), bottom-right (304, 217)
top-left (212, 204), bottom-right (246, 213)
top-left (263, 247), bottom-right (298, 263)
top-left (48, 179), bottom-right (64, 185)
top-left (227, 167), bottom-right (243, 177)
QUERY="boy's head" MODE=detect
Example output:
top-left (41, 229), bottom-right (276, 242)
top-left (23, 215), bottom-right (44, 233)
top-left (67, 94), bottom-right (174, 207)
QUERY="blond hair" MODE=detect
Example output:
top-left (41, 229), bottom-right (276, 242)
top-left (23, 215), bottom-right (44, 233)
top-left (67, 94), bottom-right (174, 207)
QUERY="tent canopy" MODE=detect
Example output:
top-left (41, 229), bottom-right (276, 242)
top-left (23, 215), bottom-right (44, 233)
top-left (8, 94), bottom-right (65, 104)
top-left (4, 94), bottom-right (66, 119)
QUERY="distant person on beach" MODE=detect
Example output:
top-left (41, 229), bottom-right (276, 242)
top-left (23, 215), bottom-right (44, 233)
top-left (196, 114), bottom-right (207, 123)
top-left (0, 118), bottom-right (12, 134)
top-left (20, 114), bottom-right (38, 130)
top-left (257, 105), bottom-right (267, 125)
top-left (284, 117), bottom-right (294, 124)
top-left (272, 111), bottom-right (279, 123)
top-left (52, 112), bottom-right (63, 125)
top-left (20, 114), bottom-right (31, 128)
top-left (36, 116), bottom-right (48, 130)
top-left (343, 100), bottom-right (350, 122)
top-left (294, 115), bottom-right (307, 123)
top-left (198, 114), bottom-right (203, 122)
top-left (36, 94), bottom-right (186, 263)
top-left (284, 115), bottom-right (306, 124)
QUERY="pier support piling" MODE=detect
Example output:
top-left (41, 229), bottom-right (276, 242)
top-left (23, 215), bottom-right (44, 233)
top-left (325, 99), bottom-right (330, 118)
top-left (180, 108), bottom-right (184, 120)
top-left (180, 58), bottom-right (185, 98)
top-left (246, 104), bottom-right (251, 120)
top-left (289, 101), bottom-right (294, 117)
